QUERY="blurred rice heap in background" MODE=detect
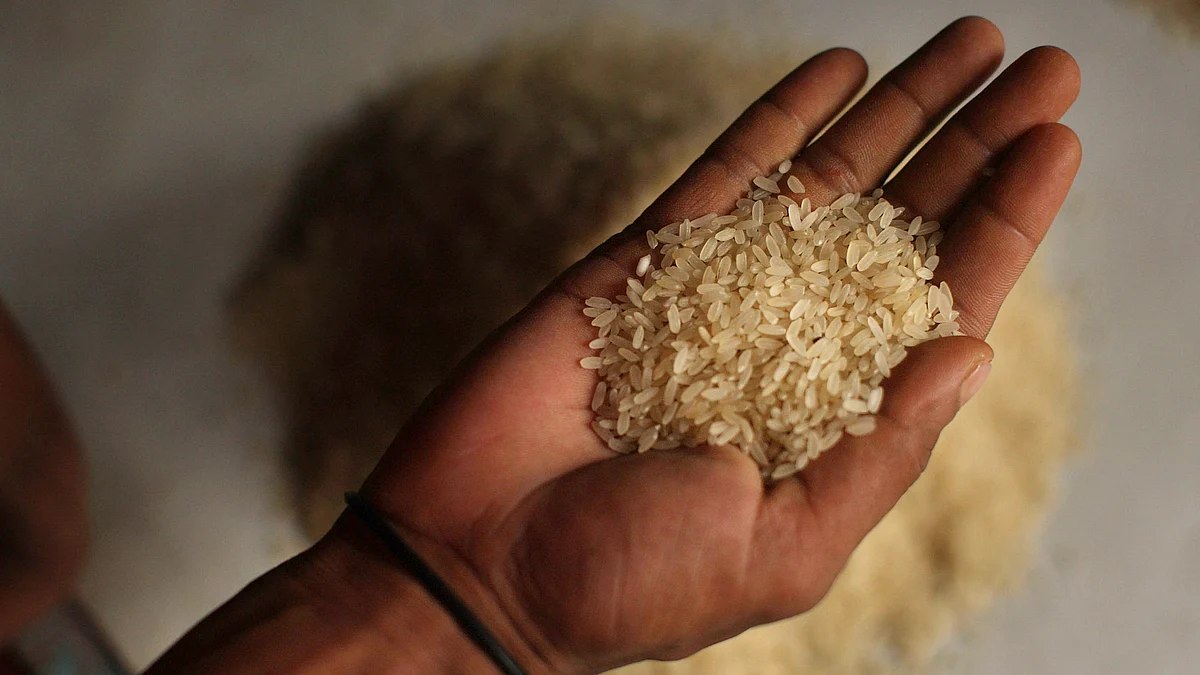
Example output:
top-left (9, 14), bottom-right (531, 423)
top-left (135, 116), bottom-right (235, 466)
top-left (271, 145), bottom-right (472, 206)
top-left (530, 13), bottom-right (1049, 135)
top-left (229, 28), bottom-right (1078, 675)
top-left (1124, 0), bottom-right (1200, 41)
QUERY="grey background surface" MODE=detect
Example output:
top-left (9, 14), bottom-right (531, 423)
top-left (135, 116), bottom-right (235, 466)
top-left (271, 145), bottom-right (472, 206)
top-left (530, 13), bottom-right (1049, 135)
top-left (2, 0), bottom-right (1198, 671)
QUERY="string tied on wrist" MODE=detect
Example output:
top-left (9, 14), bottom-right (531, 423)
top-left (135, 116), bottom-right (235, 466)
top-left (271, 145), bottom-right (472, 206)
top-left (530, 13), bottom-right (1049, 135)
top-left (344, 492), bottom-right (527, 675)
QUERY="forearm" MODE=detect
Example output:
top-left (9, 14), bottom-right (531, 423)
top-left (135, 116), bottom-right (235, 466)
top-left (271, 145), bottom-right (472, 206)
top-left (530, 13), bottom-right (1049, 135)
top-left (145, 517), bottom-right (537, 675)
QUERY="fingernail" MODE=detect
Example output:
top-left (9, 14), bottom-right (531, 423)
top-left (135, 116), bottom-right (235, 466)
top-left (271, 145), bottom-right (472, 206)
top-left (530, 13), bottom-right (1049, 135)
top-left (959, 361), bottom-right (992, 407)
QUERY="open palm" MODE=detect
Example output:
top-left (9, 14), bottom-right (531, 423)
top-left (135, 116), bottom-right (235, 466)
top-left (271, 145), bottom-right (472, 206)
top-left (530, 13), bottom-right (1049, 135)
top-left (344, 17), bottom-right (1082, 674)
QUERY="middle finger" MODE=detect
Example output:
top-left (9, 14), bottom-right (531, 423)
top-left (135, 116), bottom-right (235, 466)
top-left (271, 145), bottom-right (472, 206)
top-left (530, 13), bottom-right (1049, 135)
top-left (787, 16), bottom-right (1005, 204)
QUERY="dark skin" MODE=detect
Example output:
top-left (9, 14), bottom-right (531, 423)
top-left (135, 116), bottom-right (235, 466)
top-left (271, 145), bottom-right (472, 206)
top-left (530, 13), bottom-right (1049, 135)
top-left (0, 300), bottom-right (88, 644)
top-left (148, 16), bottom-right (1080, 674)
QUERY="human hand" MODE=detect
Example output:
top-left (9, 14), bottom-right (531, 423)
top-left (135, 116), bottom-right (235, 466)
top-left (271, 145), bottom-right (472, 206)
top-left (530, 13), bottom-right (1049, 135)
top-left (331, 17), bottom-right (1081, 674)
top-left (0, 300), bottom-right (87, 642)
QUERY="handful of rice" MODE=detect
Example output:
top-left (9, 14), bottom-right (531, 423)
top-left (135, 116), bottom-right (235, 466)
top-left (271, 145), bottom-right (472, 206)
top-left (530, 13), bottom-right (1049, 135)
top-left (581, 166), bottom-right (962, 479)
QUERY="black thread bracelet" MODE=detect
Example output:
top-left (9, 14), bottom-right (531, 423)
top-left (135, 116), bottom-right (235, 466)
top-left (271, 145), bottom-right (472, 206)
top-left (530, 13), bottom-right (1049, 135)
top-left (343, 492), bottom-right (528, 675)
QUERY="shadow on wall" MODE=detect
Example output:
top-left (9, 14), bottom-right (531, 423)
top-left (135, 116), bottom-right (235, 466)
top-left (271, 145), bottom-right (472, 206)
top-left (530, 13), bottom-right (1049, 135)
top-left (227, 27), bottom-right (791, 536)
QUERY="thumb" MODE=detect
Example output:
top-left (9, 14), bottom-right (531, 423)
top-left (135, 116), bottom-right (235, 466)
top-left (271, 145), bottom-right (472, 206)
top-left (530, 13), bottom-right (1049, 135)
top-left (798, 335), bottom-right (993, 527)
top-left (749, 335), bottom-right (993, 614)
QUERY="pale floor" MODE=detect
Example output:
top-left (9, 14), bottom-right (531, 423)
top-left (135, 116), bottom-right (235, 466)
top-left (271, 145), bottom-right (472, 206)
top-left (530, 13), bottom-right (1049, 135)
top-left (1, 0), bottom-right (1198, 671)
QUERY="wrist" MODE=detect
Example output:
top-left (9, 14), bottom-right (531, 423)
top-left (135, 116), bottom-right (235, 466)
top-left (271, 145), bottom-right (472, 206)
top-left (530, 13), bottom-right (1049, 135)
top-left (297, 511), bottom-right (565, 675)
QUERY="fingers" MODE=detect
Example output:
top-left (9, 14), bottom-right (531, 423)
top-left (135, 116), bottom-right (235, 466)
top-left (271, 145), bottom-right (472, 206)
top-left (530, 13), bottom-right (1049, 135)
top-left (788, 16), bottom-right (1005, 204)
top-left (885, 46), bottom-right (1082, 223)
top-left (642, 48), bottom-right (867, 228)
top-left (555, 48), bottom-right (868, 302)
top-left (748, 336), bottom-right (993, 615)
top-left (930, 123), bottom-right (1083, 337)
top-left (744, 47), bottom-right (1081, 615)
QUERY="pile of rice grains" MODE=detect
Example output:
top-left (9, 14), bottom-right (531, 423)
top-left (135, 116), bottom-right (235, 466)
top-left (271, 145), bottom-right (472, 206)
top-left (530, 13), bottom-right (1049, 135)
top-left (582, 177), bottom-right (959, 478)
top-left (231, 29), bottom-right (1077, 675)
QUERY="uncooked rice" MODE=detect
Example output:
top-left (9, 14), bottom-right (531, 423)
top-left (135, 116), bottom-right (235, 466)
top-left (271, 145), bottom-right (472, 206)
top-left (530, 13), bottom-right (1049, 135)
top-left (581, 183), bottom-right (960, 476)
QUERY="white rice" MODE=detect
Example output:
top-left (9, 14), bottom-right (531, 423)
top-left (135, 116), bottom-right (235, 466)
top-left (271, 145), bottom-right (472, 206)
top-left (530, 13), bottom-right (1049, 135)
top-left (581, 180), bottom-right (960, 475)
top-left (786, 175), bottom-right (806, 194)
